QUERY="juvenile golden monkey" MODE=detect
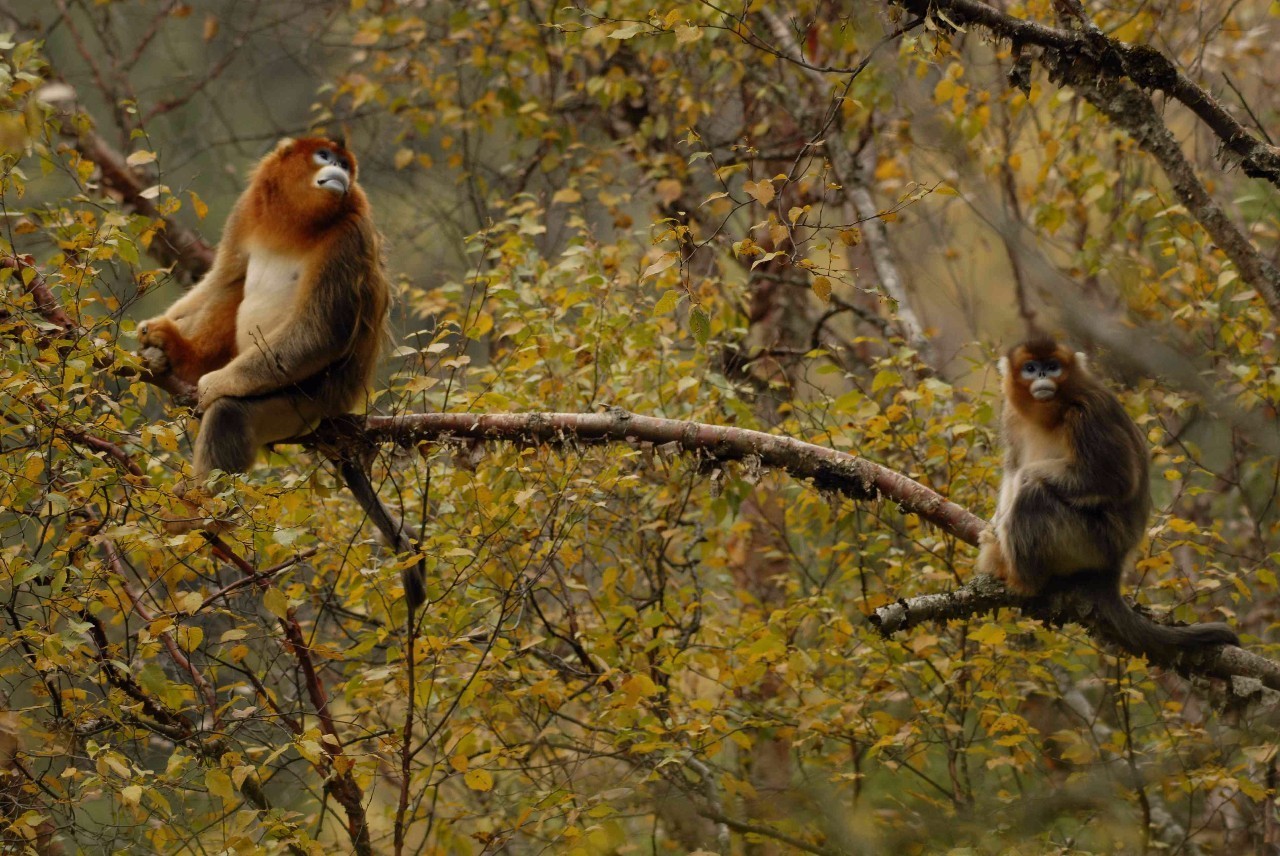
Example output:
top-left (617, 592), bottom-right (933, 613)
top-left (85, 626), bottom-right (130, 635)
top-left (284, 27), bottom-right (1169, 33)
top-left (977, 337), bottom-right (1238, 659)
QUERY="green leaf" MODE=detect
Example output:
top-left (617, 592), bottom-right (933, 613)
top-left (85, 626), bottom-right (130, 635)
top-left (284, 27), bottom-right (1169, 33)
top-left (653, 289), bottom-right (682, 315)
top-left (263, 587), bottom-right (289, 620)
top-left (689, 305), bottom-right (710, 345)
top-left (970, 624), bottom-right (1006, 646)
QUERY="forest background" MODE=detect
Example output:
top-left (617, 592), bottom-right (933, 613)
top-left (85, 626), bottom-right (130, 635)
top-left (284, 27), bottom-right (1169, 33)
top-left (2, 1), bottom-right (1280, 854)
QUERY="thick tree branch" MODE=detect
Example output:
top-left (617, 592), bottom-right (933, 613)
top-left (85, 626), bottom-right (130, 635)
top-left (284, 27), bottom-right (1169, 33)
top-left (335, 408), bottom-right (982, 542)
top-left (311, 409), bottom-right (1267, 697)
top-left (872, 573), bottom-right (1277, 695)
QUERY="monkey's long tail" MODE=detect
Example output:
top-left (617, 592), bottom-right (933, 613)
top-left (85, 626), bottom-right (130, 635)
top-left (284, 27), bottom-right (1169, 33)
top-left (1088, 583), bottom-right (1238, 664)
top-left (338, 459), bottom-right (427, 611)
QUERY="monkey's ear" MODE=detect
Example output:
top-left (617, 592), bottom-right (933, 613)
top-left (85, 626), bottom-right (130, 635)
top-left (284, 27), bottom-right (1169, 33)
top-left (272, 137), bottom-right (295, 153)
top-left (997, 356), bottom-right (1009, 378)
top-left (1074, 351), bottom-right (1088, 371)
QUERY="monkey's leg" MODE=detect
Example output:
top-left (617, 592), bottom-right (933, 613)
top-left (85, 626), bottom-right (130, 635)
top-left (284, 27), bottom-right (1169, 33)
top-left (193, 394), bottom-right (324, 478)
top-left (139, 286), bottom-right (241, 385)
top-left (161, 395), bottom-right (324, 534)
top-left (1005, 483), bottom-right (1113, 594)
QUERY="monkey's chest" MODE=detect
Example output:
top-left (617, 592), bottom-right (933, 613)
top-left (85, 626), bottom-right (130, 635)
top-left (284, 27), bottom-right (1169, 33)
top-left (237, 249), bottom-right (304, 351)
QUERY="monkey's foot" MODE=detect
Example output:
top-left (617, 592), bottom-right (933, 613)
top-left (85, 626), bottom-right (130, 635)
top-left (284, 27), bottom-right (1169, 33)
top-left (996, 568), bottom-right (1040, 597)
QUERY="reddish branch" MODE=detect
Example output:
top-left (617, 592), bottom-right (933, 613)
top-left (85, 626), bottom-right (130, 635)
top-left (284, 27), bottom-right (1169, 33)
top-left (210, 544), bottom-right (372, 855)
top-left (1, 256), bottom-right (77, 332)
top-left (346, 409), bottom-right (986, 543)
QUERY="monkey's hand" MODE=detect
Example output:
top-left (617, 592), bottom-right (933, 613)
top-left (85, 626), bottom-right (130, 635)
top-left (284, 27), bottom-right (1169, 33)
top-left (195, 369), bottom-right (234, 414)
top-left (976, 527), bottom-right (1011, 581)
top-left (136, 318), bottom-right (173, 376)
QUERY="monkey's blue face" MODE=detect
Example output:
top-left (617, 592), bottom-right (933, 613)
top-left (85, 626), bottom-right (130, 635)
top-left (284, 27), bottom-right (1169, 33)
top-left (1021, 359), bottom-right (1062, 400)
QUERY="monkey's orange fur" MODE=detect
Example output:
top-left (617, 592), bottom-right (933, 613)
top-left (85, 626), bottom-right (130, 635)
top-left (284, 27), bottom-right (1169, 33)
top-left (138, 137), bottom-right (389, 476)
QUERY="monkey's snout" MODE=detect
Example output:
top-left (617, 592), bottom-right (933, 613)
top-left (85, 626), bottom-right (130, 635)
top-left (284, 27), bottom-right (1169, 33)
top-left (315, 165), bottom-right (349, 194)
top-left (1030, 379), bottom-right (1057, 400)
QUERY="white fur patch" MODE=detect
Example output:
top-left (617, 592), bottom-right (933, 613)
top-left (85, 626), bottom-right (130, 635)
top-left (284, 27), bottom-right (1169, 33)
top-left (238, 247), bottom-right (303, 351)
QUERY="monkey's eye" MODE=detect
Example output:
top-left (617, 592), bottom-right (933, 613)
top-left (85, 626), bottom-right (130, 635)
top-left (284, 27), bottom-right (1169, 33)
top-left (312, 149), bottom-right (334, 166)
top-left (1020, 361), bottom-right (1039, 378)
top-left (1042, 360), bottom-right (1062, 377)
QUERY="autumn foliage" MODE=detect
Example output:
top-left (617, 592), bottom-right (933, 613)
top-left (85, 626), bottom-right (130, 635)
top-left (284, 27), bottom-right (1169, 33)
top-left (1, 2), bottom-right (1278, 854)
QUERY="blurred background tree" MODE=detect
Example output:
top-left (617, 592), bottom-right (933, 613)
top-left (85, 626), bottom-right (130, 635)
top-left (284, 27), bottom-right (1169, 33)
top-left (0, 1), bottom-right (1277, 853)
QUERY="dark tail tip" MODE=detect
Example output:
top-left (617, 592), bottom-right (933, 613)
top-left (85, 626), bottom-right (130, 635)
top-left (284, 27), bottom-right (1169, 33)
top-left (403, 559), bottom-right (426, 613)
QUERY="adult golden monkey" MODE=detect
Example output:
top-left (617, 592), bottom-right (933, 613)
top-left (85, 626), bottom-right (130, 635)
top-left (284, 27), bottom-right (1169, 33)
top-left (139, 138), bottom-right (425, 608)
top-left (976, 337), bottom-right (1238, 660)
top-left (139, 137), bottom-right (387, 473)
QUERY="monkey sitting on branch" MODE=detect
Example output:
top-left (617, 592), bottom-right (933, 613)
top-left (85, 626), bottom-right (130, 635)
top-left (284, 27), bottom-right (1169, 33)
top-left (137, 137), bottom-right (425, 609)
top-left (976, 337), bottom-right (1238, 660)
top-left (138, 137), bottom-right (388, 476)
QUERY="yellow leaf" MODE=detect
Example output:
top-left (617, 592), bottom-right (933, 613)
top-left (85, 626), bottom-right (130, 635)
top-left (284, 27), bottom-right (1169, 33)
top-left (653, 289), bottom-right (682, 315)
top-left (675, 25), bottom-right (701, 44)
top-left (621, 674), bottom-right (659, 700)
top-left (811, 276), bottom-right (831, 303)
top-left (176, 625), bottom-right (202, 652)
top-left (175, 591), bottom-right (203, 614)
top-left (641, 251), bottom-right (678, 281)
top-left (449, 753), bottom-right (469, 772)
top-left (394, 148), bottom-right (414, 170)
top-left (263, 587), bottom-right (289, 620)
top-left (769, 222), bottom-right (788, 249)
top-left (188, 190), bottom-right (208, 220)
top-left (464, 769), bottom-right (493, 791)
top-left (610, 22), bottom-right (646, 39)
top-left (552, 188), bottom-right (581, 204)
top-left (206, 769), bottom-right (234, 800)
top-left (120, 785), bottom-right (142, 807)
top-left (970, 624), bottom-right (1006, 646)
top-left (126, 150), bottom-right (156, 167)
top-left (743, 179), bottom-right (775, 205)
